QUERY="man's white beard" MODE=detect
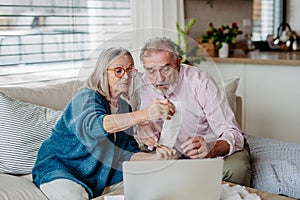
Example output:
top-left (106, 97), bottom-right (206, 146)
top-left (153, 74), bottom-right (179, 97)
top-left (156, 83), bottom-right (177, 96)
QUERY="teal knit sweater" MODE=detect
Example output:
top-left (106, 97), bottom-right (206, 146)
top-left (32, 88), bottom-right (140, 198)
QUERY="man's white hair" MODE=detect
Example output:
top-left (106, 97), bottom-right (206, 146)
top-left (139, 37), bottom-right (179, 65)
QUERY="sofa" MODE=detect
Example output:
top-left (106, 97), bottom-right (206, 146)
top-left (0, 79), bottom-right (299, 200)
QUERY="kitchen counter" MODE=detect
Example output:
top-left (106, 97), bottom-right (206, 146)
top-left (212, 50), bottom-right (300, 66)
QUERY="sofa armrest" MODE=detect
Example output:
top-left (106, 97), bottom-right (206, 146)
top-left (0, 174), bottom-right (47, 199)
top-left (235, 96), bottom-right (242, 129)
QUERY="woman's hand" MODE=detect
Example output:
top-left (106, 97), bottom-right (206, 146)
top-left (103, 98), bottom-right (174, 134)
top-left (136, 122), bottom-right (161, 147)
top-left (156, 145), bottom-right (179, 160)
top-left (146, 98), bottom-right (175, 121)
top-left (130, 145), bottom-right (179, 161)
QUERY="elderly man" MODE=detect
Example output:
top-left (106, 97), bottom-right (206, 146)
top-left (136, 37), bottom-right (251, 186)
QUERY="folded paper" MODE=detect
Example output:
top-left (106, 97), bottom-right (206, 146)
top-left (159, 101), bottom-right (184, 148)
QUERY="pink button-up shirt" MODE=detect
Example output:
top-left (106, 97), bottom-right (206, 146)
top-left (140, 64), bottom-right (244, 155)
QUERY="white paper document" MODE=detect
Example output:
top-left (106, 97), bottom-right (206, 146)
top-left (159, 101), bottom-right (184, 148)
top-left (220, 184), bottom-right (261, 200)
top-left (104, 195), bottom-right (124, 200)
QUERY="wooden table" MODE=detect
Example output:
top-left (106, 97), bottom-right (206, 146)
top-left (224, 182), bottom-right (295, 200)
top-left (94, 181), bottom-right (295, 200)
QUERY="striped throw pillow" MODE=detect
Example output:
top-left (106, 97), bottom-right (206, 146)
top-left (0, 92), bottom-right (62, 174)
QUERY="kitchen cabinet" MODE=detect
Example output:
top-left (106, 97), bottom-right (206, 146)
top-left (200, 51), bottom-right (300, 144)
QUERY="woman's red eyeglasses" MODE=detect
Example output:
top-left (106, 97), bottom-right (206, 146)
top-left (107, 66), bottom-right (138, 78)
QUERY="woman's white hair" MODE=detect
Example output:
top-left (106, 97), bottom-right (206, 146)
top-left (82, 47), bottom-right (133, 101)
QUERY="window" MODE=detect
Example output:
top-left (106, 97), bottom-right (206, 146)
top-left (252, 0), bottom-right (282, 41)
top-left (0, 0), bottom-right (132, 67)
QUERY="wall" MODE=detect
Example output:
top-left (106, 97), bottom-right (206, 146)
top-left (185, 0), bottom-right (300, 41)
top-left (184, 0), bottom-right (253, 41)
top-left (287, 0), bottom-right (300, 34)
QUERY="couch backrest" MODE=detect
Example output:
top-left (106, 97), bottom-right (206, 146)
top-left (0, 79), bottom-right (243, 128)
top-left (0, 80), bottom-right (82, 110)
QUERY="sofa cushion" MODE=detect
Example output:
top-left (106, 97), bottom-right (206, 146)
top-left (245, 134), bottom-right (300, 199)
top-left (222, 77), bottom-right (239, 114)
top-left (0, 80), bottom-right (82, 110)
top-left (0, 174), bottom-right (47, 200)
top-left (0, 92), bottom-right (62, 174)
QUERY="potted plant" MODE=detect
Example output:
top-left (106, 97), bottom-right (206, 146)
top-left (175, 17), bottom-right (196, 63)
top-left (202, 22), bottom-right (243, 57)
top-left (174, 17), bottom-right (206, 64)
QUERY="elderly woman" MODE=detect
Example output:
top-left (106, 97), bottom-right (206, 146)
top-left (32, 47), bottom-right (176, 200)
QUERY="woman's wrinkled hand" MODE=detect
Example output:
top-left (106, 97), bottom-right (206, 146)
top-left (156, 145), bottom-right (179, 160)
top-left (136, 122), bottom-right (161, 147)
top-left (146, 98), bottom-right (175, 121)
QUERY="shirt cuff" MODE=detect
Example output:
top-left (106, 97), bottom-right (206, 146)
top-left (218, 132), bottom-right (235, 156)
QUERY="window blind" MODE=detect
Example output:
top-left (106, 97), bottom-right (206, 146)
top-left (252, 0), bottom-right (281, 41)
top-left (0, 0), bottom-right (132, 67)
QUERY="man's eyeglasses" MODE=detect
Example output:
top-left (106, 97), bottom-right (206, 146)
top-left (107, 67), bottom-right (138, 78)
top-left (145, 65), bottom-right (172, 76)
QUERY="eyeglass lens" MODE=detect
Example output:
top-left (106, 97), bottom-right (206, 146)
top-left (114, 67), bottom-right (137, 78)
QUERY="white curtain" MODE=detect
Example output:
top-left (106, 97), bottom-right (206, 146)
top-left (130, 0), bottom-right (185, 51)
top-left (128, 0), bottom-right (184, 109)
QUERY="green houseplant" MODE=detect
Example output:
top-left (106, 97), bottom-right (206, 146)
top-left (175, 17), bottom-right (206, 64)
top-left (175, 17), bottom-right (196, 62)
top-left (202, 22), bottom-right (243, 50)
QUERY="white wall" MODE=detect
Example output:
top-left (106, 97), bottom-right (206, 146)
top-left (185, 0), bottom-right (300, 41)
top-left (287, 0), bottom-right (300, 34)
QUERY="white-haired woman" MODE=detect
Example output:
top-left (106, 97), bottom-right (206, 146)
top-left (32, 47), bottom-right (176, 200)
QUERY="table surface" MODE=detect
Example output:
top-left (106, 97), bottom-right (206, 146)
top-left (93, 181), bottom-right (295, 200)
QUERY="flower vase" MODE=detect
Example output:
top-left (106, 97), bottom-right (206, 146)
top-left (218, 42), bottom-right (229, 58)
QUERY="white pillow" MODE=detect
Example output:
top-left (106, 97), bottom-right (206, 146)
top-left (220, 77), bottom-right (240, 113)
top-left (0, 92), bottom-right (62, 174)
top-left (0, 174), bottom-right (47, 200)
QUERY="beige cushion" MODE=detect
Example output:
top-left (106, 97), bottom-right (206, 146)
top-left (0, 80), bottom-right (82, 110)
top-left (0, 174), bottom-right (47, 200)
top-left (221, 77), bottom-right (240, 113)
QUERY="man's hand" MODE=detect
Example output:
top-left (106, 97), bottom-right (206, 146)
top-left (181, 136), bottom-right (211, 159)
top-left (137, 122), bottom-right (162, 147)
top-left (181, 136), bottom-right (230, 159)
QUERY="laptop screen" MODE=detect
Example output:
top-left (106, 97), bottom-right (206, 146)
top-left (123, 158), bottom-right (224, 200)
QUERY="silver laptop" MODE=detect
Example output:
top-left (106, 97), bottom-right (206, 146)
top-left (122, 158), bottom-right (224, 200)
